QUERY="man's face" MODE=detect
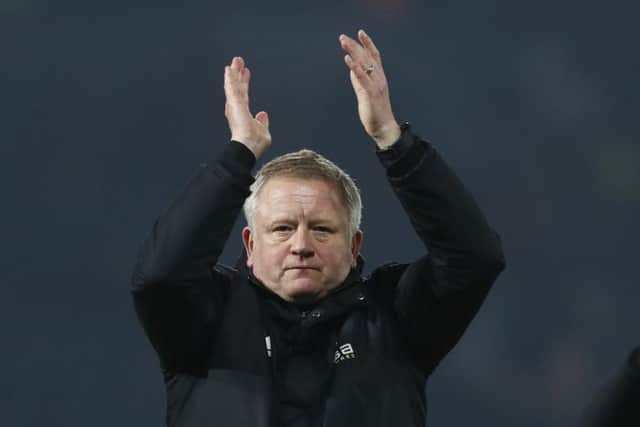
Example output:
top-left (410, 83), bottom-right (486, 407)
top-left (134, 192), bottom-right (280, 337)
top-left (242, 176), bottom-right (362, 304)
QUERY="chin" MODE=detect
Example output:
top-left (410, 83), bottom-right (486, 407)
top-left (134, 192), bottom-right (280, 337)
top-left (285, 279), bottom-right (325, 304)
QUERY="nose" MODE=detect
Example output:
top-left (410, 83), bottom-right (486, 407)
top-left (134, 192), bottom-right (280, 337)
top-left (291, 228), bottom-right (315, 259)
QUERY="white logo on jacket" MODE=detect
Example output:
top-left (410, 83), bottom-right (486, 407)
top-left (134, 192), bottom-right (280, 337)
top-left (334, 343), bottom-right (356, 364)
top-left (265, 336), bottom-right (272, 358)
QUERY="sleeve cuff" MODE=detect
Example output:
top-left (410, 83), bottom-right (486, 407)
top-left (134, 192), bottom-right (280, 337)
top-left (225, 141), bottom-right (257, 171)
top-left (376, 121), bottom-right (414, 165)
top-left (208, 140), bottom-right (257, 176)
top-left (376, 122), bottom-right (429, 178)
top-left (202, 141), bottom-right (257, 189)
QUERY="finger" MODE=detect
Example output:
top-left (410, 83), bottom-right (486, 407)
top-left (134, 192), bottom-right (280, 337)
top-left (349, 69), bottom-right (365, 94)
top-left (223, 66), bottom-right (238, 92)
top-left (358, 29), bottom-right (381, 63)
top-left (229, 59), bottom-right (246, 84)
top-left (255, 111), bottom-right (269, 128)
top-left (241, 67), bottom-right (251, 84)
top-left (224, 65), bottom-right (233, 89)
top-left (339, 34), bottom-right (367, 65)
top-left (344, 54), bottom-right (372, 88)
top-left (230, 56), bottom-right (245, 71)
top-left (340, 34), bottom-right (377, 77)
top-left (225, 64), bottom-right (249, 95)
top-left (225, 64), bottom-right (239, 87)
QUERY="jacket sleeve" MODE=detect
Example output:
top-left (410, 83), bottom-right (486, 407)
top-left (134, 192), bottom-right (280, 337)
top-left (375, 123), bottom-right (506, 374)
top-left (130, 141), bottom-right (256, 376)
top-left (581, 346), bottom-right (640, 427)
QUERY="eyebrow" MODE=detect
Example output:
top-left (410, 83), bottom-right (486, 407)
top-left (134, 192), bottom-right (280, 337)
top-left (264, 218), bottom-right (340, 228)
top-left (263, 218), bottom-right (296, 229)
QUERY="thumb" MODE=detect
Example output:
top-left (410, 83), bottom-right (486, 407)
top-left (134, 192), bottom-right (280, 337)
top-left (255, 111), bottom-right (269, 128)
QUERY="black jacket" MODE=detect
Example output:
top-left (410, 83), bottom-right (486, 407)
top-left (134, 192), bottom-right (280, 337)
top-left (131, 123), bottom-right (506, 426)
top-left (582, 347), bottom-right (640, 427)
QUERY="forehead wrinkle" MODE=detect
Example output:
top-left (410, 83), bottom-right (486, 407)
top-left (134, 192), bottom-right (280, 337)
top-left (255, 177), bottom-right (348, 224)
top-left (263, 182), bottom-right (334, 208)
top-left (260, 196), bottom-right (326, 223)
top-left (266, 177), bottom-right (338, 197)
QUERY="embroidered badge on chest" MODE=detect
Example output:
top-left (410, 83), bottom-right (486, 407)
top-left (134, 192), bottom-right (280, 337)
top-left (334, 343), bottom-right (356, 364)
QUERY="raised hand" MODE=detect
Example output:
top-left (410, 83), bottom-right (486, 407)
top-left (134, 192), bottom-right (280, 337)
top-left (339, 30), bottom-right (401, 148)
top-left (224, 56), bottom-right (271, 159)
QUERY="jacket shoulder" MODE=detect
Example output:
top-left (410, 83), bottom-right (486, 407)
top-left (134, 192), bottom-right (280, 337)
top-left (211, 263), bottom-right (238, 280)
top-left (364, 262), bottom-right (409, 301)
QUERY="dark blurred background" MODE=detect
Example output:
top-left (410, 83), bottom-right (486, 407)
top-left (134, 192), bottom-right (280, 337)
top-left (2, 1), bottom-right (639, 426)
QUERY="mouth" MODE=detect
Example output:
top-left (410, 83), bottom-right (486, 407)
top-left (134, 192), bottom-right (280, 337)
top-left (286, 266), bottom-right (319, 271)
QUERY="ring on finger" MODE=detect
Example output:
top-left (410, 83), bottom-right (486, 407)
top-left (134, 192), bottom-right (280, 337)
top-left (365, 64), bottom-right (375, 76)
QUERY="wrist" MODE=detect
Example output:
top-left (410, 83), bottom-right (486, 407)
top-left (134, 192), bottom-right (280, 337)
top-left (373, 122), bottom-right (402, 149)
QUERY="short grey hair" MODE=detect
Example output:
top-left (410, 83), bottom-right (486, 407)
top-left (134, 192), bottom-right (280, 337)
top-left (243, 149), bottom-right (362, 239)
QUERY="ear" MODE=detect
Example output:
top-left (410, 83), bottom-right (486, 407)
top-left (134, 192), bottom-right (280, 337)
top-left (350, 230), bottom-right (363, 267)
top-left (242, 226), bottom-right (255, 267)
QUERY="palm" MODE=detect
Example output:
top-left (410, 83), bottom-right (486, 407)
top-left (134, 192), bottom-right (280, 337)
top-left (224, 56), bottom-right (271, 158)
top-left (340, 30), bottom-right (400, 147)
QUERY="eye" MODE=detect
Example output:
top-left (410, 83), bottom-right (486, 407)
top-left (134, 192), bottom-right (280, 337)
top-left (272, 225), bottom-right (293, 233)
top-left (312, 226), bottom-right (333, 233)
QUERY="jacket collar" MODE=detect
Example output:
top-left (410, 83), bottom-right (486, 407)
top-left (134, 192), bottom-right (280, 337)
top-left (234, 253), bottom-right (368, 318)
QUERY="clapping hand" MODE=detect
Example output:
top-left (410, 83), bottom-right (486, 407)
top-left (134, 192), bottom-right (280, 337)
top-left (223, 56), bottom-right (271, 159)
top-left (339, 30), bottom-right (401, 148)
